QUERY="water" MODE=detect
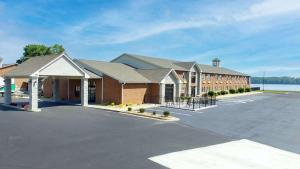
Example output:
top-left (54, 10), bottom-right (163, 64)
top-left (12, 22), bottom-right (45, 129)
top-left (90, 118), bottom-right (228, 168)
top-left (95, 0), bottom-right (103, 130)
top-left (251, 84), bottom-right (300, 91)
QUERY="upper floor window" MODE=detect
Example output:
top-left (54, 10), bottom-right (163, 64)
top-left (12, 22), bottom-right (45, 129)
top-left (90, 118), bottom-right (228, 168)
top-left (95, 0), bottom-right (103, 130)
top-left (191, 72), bottom-right (196, 83)
top-left (206, 74), bottom-right (211, 80)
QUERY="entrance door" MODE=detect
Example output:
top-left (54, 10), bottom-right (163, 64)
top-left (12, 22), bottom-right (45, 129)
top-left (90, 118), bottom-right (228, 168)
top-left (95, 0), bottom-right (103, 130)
top-left (191, 86), bottom-right (196, 97)
top-left (165, 84), bottom-right (174, 102)
top-left (88, 81), bottom-right (96, 103)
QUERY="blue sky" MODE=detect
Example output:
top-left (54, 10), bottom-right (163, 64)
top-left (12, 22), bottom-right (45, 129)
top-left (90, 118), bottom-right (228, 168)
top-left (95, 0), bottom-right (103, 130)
top-left (1, 0), bottom-right (300, 77)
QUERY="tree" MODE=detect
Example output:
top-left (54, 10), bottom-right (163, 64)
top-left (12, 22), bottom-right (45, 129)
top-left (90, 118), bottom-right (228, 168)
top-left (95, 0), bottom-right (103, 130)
top-left (16, 44), bottom-right (65, 64)
top-left (48, 44), bottom-right (65, 55)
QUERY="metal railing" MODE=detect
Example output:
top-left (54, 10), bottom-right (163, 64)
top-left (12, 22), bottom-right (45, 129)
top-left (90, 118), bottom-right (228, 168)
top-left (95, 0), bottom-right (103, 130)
top-left (164, 96), bottom-right (217, 110)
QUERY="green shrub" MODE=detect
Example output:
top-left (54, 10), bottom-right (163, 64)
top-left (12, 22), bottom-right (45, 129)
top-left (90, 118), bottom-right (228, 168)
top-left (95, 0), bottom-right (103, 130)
top-left (185, 96), bottom-right (192, 100)
top-left (163, 111), bottom-right (170, 117)
top-left (128, 107), bottom-right (132, 111)
top-left (220, 90), bottom-right (226, 95)
top-left (245, 88), bottom-right (251, 92)
top-left (217, 92), bottom-right (221, 96)
top-left (238, 88), bottom-right (245, 93)
top-left (152, 111), bottom-right (156, 115)
top-left (229, 89), bottom-right (236, 94)
top-left (207, 91), bottom-right (215, 97)
top-left (224, 91), bottom-right (229, 95)
top-left (139, 108), bottom-right (145, 113)
top-left (180, 96), bottom-right (185, 100)
top-left (110, 102), bottom-right (115, 106)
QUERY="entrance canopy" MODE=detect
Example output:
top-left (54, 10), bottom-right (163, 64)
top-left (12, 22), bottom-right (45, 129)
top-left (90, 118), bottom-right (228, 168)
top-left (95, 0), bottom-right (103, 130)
top-left (4, 53), bottom-right (90, 112)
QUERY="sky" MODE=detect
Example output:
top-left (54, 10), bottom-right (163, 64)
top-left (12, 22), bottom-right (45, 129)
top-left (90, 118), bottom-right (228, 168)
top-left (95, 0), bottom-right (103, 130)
top-left (0, 0), bottom-right (300, 77)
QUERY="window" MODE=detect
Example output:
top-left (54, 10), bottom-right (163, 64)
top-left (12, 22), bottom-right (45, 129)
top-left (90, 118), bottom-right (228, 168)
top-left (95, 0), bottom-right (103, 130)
top-left (206, 74), bottom-right (211, 80)
top-left (191, 72), bottom-right (196, 83)
top-left (75, 85), bottom-right (81, 97)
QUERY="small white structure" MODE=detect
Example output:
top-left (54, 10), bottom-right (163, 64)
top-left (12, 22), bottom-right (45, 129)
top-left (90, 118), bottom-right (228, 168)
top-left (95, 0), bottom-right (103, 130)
top-left (4, 53), bottom-right (89, 112)
top-left (150, 139), bottom-right (300, 169)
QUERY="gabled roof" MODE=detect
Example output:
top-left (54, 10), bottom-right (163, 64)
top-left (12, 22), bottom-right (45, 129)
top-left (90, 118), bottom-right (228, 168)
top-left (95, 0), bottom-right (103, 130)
top-left (5, 53), bottom-right (88, 78)
top-left (174, 62), bottom-right (197, 71)
top-left (74, 59), bottom-right (151, 83)
top-left (118, 53), bottom-right (190, 71)
top-left (5, 54), bottom-right (59, 77)
top-left (198, 64), bottom-right (249, 76)
top-left (0, 64), bottom-right (17, 70)
top-left (136, 68), bottom-right (174, 83)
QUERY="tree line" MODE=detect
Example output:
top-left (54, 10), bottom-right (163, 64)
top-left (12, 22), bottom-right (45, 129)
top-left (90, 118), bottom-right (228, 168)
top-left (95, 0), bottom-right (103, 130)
top-left (252, 77), bottom-right (300, 84)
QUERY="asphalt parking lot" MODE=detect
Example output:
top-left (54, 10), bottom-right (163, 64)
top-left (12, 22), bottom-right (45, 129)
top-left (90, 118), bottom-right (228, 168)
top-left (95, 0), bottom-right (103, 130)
top-left (150, 93), bottom-right (300, 155)
top-left (1, 92), bottom-right (300, 169)
top-left (0, 101), bottom-right (227, 169)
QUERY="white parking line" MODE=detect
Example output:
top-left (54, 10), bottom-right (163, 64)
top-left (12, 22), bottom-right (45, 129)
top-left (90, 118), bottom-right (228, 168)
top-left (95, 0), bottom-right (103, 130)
top-left (150, 139), bottom-right (300, 169)
top-left (219, 99), bottom-right (254, 104)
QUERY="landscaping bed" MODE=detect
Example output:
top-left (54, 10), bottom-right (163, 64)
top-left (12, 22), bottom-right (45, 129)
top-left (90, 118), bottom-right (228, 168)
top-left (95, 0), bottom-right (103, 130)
top-left (124, 108), bottom-right (179, 121)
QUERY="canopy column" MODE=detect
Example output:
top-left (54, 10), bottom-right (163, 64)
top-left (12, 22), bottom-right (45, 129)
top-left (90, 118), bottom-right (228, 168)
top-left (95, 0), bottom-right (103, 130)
top-left (81, 78), bottom-right (88, 106)
top-left (159, 83), bottom-right (165, 104)
top-left (29, 76), bottom-right (40, 112)
top-left (52, 77), bottom-right (60, 102)
top-left (4, 77), bottom-right (11, 105)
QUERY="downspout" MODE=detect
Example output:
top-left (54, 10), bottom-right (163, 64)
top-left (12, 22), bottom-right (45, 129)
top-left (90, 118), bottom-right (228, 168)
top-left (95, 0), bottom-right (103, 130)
top-left (121, 82), bottom-right (125, 104)
top-left (101, 77), bottom-right (104, 104)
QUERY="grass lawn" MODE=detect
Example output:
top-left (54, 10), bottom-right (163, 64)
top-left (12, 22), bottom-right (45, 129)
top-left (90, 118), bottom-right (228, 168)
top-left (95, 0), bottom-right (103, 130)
top-left (257, 90), bottom-right (292, 94)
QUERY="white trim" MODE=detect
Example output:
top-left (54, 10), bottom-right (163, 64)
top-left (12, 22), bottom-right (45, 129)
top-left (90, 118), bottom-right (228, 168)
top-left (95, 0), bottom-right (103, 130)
top-left (30, 53), bottom-right (89, 78)
top-left (160, 69), bottom-right (181, 84)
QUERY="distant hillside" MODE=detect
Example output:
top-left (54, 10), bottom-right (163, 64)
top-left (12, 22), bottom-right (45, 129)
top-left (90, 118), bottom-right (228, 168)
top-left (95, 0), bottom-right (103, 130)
top-left (252, 77), bottom-right (300, 84)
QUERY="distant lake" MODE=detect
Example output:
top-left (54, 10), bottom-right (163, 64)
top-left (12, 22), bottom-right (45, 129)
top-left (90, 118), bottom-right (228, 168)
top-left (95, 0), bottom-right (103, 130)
top-left (251, 84), bottom-right (300, 91)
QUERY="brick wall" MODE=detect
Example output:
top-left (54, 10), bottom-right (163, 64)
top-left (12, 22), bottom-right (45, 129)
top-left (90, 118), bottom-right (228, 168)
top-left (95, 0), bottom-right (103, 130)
top-left (201, 73), bottom-right (250, 93)
top-left (0, 65), bottom-right (28, 91)
top-left (103, 75), bottom-right (122, 104)
top-left (123, 83), bottom-right (147, 104)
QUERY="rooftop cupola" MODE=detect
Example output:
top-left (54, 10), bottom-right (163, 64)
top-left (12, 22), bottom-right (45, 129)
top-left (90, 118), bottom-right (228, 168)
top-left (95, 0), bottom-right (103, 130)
top-left (212, 58), bottom-right (220, 67)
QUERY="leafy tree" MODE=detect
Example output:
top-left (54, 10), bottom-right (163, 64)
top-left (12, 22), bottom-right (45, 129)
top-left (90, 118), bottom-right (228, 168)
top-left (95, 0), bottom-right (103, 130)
top-left (16, 44), bottom-right (65, 64)
top-left (48, 44), bottom-right (65, 55)
top-left (207, 91), bottom-right (215, 97)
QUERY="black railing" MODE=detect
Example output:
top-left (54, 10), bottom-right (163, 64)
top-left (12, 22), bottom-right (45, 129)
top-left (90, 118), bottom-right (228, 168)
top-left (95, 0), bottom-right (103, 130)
top-left (164, 96), bottom-right (217, 110)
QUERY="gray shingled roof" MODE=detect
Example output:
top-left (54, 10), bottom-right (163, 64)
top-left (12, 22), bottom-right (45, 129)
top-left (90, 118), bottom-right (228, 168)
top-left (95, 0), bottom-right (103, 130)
top-left (123, 53), bottom-right (189, 71)
top-left (5, 54), bottom-right (59, 77)
top-left (173, 62), bottom-right (196, 70)
top-left (75, 59), bottom-right (151, 83)
top-left (198, 64), bottom-right (249, 76)
top-left (136, 68), bottom-right (173, 83)
top-left (119, 53), bottom-right (248, 76)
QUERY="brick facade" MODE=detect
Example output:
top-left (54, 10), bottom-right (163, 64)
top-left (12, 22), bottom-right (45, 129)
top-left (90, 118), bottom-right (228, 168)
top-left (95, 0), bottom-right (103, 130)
top-left (201, 73), bottom-right (250, 93)
top-left (0, 65), bottom-right (28, 91)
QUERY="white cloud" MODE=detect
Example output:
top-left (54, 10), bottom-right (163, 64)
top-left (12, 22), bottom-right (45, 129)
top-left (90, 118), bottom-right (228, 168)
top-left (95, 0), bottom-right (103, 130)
top-left (235, 0), bottom-right (300, 21)
top-left (62, 0), bottom-right (300, 46)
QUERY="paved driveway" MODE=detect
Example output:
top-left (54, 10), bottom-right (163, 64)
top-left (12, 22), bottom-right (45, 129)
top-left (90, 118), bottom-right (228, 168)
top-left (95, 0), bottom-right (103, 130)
top-left (1, 93), bottom-right (300, 168)
top-left (150, 93), bottom-right (300, 155)
top-left (0, 102), bottom-right (227, 169)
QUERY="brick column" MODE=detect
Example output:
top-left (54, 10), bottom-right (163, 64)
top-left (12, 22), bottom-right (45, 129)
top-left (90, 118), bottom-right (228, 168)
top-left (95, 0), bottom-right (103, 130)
top-left (29, 77), bottom-right (40, 112)
top-left (81, 78), bottom-right (88, 106)
top-left (4, 77), bottom-right (11, 105)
